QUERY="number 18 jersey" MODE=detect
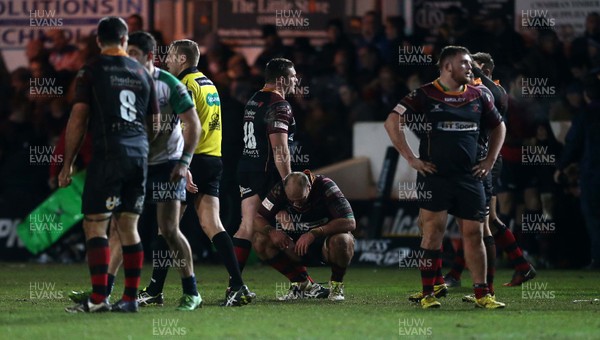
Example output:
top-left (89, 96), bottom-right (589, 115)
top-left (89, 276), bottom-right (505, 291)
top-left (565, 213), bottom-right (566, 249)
top-left (238, 90), bottom-right (295, 173)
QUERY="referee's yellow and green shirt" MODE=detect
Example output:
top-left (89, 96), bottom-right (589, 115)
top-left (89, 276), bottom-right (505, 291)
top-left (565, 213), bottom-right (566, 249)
top-left (178, 67), bottom-right (222, 157)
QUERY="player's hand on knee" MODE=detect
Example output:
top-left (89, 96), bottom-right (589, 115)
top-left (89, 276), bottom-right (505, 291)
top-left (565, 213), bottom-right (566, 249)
top-left (269, 229), bottom-right (292, 250)
top-left (295, 233), bottom-right (315, 256)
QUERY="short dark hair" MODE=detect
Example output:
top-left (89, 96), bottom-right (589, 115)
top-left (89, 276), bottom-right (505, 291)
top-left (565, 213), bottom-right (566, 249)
top-left (128, 31), bottom-right (156, 55)
top-left (437, 45), bottom-right (471, 69)
top-left (265, 58), bottom-right (294, 83)
top-left (472, 52), bottom-right (495, 73)
top-left (170, 39), bottom-right (200, 66)
top-left (97, 16), bottom-right (128, 45)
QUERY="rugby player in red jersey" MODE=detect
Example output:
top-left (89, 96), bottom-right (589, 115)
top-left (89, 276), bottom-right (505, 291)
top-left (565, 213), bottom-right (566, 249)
top-left (445, 53), bottom-right (536, 289)
top-left (254, 171), bottom-right (355, 301)
top-left (60, 17), bottom-right (160, 313)
top-left (233, 58), bottom-right (297, 285)
top-left (385, 46), bottom-right (506, 308)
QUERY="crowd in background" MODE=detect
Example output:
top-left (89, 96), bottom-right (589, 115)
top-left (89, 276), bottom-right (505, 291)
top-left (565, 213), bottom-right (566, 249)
top-left (1, 9), bottom-right (599, 268)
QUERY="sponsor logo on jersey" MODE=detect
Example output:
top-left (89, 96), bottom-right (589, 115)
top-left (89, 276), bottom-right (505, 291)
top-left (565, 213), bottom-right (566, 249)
top-left (208, 113), bottom-right (221, 131)
top-left (273, 121), bottom-right (288, 130)
top-left (437, 121), bottom-right (478, 131)
top-left (262, 198), bottom-right (274, 211)
top-left (444, 97), bottom-right (466, 103)
top-left (110, 75), bottom-right (142, 87)
top-left (197, 77), bottom-right (214, 86)
top-left (239, 186), bottom-right (252, 196)
top-left (105, 196), bottom-right (121, 211)
top-left (206, 93), bottom-right (220, 106)
top-left (247, 100), bottom-right (263, 107)
top-left (393, 104), bottom-right (407, 115)
top-left (430, 103), bottom-right (443, 112)
top-left (158, 97), bottom-right (168, 107)
top-left (244, 109), bottom-right (256, 117)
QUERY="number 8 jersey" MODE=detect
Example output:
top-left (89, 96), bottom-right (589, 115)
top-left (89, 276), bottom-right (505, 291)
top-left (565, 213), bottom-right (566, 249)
top-left (238, 90), bottom-right (296, 172)
top-left (73, 51), bottom-right (159, 160)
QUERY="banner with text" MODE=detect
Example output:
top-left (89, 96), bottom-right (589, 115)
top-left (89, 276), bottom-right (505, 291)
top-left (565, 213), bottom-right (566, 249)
top-left (217, 0), bottom-right (344, 47)
top-left (0, 0), bottom-right (149, 50)
top-left (515, 0), bottom-right (599, 43)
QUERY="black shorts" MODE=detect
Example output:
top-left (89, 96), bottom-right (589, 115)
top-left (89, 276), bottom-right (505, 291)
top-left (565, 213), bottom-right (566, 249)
top-left (490, 155), bottom-right (503, 196)
top-left (146, 161), bottom-right (186, 203)
top-left (418, 173), bottom-right (486, 222)
top-left (82, 157), bottom-right (147, 215)
top-left (186, 154), bottom-right (222, 204)
top-left (482, 171), bottom-right (493, 216)
top-left (287, 232), bottom-right (329, 265)
top-left (238, 170), bottom-right (281, 200)
top-left (497, 160), bottom-right (538, 193)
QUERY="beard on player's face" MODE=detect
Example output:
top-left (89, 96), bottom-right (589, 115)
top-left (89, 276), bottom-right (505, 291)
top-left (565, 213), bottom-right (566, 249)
top-left (450, 59), bottom-right (471, 85)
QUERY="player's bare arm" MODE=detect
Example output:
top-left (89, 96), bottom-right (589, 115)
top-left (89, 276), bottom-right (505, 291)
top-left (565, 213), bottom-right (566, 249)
top-left (270, 132), bottom-right (292, 179)
top-left (255, 213), bottom-right (292, 249)
top-left (58, 103), bottom-right (89, 188)
top-left (171, 107), bottom-right (200, 182)
top-left (473, 122), bottom-right (506, 178)
top-left (384, 111), bottom-right (436, 176)
top-left (295, 217), bottom-right (356, 256)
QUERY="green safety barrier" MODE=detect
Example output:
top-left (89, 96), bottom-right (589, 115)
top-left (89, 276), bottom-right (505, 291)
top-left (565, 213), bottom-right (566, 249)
top-left (17, 171), bottom-right (86, 255)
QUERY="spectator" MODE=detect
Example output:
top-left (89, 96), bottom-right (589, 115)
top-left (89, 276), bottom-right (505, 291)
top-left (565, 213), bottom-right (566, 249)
top-left (363, 65), bottom-right (408, 120)
top-left (555, 75), bottom-right (600, 269)
top-left (520, 30), bottom-right (571, 110)
top-left (198, 32), bottom-right (234, 79)
top-left (312, 49), bottom-right (355, 114)
top-left (252, 25), bottom-right (291, 77)
top-left (354, 11), bottom-right (387, 57)
top-left (481, 12), bottom-right (526, 83)
top-left (226, 53), bottom-right (261, 104)
top-left (355, 44), bottom-right (381, 88)
top-left (549, 82), bottom-right (584, 121)
top-left (25, 38), bottom-right (48, 63)
top-left (127, 14), bottom-right (144, 31)
top-left (45, 29), bottom-right (79, 72)
top-left (318, 19), bottom-right (355, 73)
top-left (338, 83), bottom-right (375, 127)
top-left (383, 15), bottom-right (414, 73)
top-left (570, 12), bottom-right (600, 68)
top-left (434, 7), bottom-right (470, 49)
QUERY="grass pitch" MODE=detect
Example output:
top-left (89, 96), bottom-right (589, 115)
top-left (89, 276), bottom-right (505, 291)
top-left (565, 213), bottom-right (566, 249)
top-left (1, 263), bottom-right (600, 339)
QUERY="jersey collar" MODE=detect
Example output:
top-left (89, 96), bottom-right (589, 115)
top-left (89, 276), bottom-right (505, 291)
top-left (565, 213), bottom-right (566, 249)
top-left (101, 47), bottom-right (128, 57)
top-left (433, 78), bottom-right (467, 95)
top-left (177, 66), bottom-right (199, 80)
